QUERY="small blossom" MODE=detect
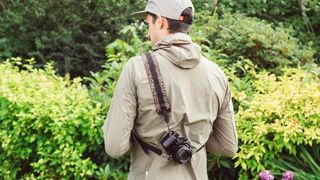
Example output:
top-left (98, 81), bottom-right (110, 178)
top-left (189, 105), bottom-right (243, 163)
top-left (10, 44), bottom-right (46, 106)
top-left (259, 170), bottom-right (274, 180)
top-left (281, 170), bottom-right (294, 180)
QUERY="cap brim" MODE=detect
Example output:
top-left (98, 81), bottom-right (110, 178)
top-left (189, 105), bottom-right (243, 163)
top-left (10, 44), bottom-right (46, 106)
top-left (131, 10), bottom-right (148, 18)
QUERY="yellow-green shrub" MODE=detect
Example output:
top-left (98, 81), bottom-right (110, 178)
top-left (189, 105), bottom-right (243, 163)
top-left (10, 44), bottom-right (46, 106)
top-left (233, 67), bottom-right (320, 178)
top-left (0, 58), bottom-right (105, 179)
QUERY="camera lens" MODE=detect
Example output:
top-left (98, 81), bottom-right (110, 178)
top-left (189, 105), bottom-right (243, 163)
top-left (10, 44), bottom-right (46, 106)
top-left (176, 147), bottom-right (192, 164)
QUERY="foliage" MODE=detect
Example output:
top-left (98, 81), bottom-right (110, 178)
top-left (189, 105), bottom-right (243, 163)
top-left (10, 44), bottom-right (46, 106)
top-left (95, 164), bottom-right (128, 180)
top-left (207, 154), bottom-right (238, 180)
top-left (0, 0), bottom-right (319, 77)
top-left (219, 0), bottom-right (320, 63)
top-left (85, 24), bottom-right (150, 111)
top-left (233, 66), bottom-right (320, 178)
top-left (1, 0), bottom-right (318, 77)
top-left (0, 0), bottom-right (145, 78)
top-left (192, 0), bottom-right (215, 13)
top-left (192, 11), bottom-right (315, 74)
top-left (269, 145), bottom-right (320, 179)
top-left (0, 58), bottom-right (106, 179)
top-left (1, 1), bottom-right (320, 179)
top-left (219, 0), bottom-right (320, 36)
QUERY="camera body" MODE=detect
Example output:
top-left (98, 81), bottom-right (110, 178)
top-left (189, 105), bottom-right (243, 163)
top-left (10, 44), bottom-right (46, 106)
top-left (160, 130), bottom-right (192, 164)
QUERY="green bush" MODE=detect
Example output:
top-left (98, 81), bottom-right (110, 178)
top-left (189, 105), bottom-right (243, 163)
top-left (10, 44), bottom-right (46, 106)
top-left (192, 11), bottom-right (315, 74)
top-left (85, 24), bottom-right (150, 111)
top-left (219, 0), bottom-right (320, 36)
top-left (0, 58), bottom-right (106, 179)
top-left (219, 0), bottom-right (320, 64)
top-left (0, 0), bottom-right (145, 78)
top-left (232, 66), bottom-right (320, 179)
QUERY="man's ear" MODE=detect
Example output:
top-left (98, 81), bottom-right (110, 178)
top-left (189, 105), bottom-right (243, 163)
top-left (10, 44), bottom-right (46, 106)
top-left (156, 14), bottom-right (165, 29)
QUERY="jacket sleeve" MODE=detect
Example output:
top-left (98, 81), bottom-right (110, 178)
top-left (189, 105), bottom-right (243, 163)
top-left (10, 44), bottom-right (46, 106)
top-left (206, 84), bottom-right (238, 157)
top-left (102, 59), bottom-right (137, 158)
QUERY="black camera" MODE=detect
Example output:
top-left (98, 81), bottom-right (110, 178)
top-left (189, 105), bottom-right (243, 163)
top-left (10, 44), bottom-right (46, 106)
top-left (160, 130), bottom-right (192, 164)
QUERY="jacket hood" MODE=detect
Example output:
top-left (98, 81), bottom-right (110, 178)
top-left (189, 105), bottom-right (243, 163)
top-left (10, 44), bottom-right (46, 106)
top-left (152, 33), bottom-right (201, 69)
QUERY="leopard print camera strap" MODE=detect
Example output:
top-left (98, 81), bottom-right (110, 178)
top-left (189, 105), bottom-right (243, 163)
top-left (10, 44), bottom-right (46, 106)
top-left (142, 52), bottom-right (171, 123)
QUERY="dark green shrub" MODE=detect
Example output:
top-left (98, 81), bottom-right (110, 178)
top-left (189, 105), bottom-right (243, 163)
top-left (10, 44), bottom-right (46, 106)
top-left (0, 0), bottom-right (145, 78)
top-left (85, 24), bottom-right (151, 111)
top-left (192, 11), bottom-right (315, 74)
top-left (219, 0), bottom-right (320, 64)
top-left (219, 0), bottom-right (320, 36)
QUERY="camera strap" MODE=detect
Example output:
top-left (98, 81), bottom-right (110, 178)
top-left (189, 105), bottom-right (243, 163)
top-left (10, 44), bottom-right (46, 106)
top-left (131, 52), bottom-right (171, 156)
top-left (142, 52), bottom-right (171, 124)
top-left (131, 131), bottom-right (162, 156)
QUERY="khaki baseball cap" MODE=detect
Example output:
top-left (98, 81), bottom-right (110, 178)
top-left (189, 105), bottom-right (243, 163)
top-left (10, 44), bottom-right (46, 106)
top-left (132, 0), bottom-right (194, 24)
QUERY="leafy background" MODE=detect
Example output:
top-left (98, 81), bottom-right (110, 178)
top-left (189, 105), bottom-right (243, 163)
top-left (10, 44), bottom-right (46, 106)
top-left (0, 0), bottom-right (319, 179)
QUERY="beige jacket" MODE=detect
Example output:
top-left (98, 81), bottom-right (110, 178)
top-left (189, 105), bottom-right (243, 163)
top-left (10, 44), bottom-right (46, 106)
top-left (103, 33), bottom-right (238, 180)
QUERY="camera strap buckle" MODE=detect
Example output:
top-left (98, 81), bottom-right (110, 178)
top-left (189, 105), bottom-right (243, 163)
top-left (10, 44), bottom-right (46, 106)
top-left (161, 153), bottom-right (172, 159)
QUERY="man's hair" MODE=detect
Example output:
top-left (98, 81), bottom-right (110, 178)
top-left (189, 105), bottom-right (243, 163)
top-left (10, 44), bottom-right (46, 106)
top-left (148, 7), bottom-right (193, 33)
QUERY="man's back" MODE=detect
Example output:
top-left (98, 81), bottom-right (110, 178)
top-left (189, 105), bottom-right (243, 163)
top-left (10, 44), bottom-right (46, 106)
top-left (103, 33), bottom-right (237, 179)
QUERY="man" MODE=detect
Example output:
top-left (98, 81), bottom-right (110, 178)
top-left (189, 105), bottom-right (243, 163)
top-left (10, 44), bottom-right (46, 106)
top-left (103, 0), bottom-right (238, 179)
